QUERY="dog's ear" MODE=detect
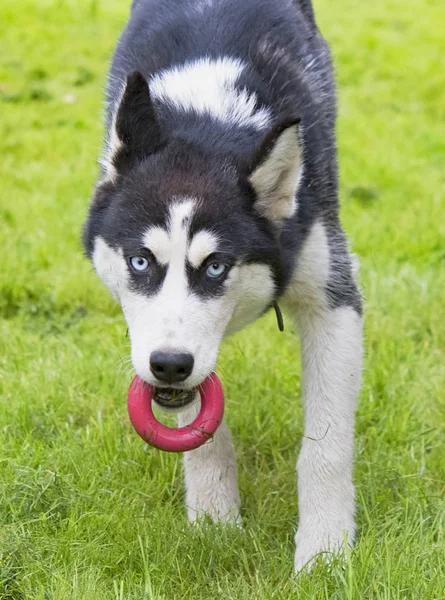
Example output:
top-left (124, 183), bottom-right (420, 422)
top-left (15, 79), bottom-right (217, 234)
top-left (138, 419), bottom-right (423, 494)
top-left (102, 71), bottom-right (166, 179)
top-left (247, 118), bottom-right (302, 224)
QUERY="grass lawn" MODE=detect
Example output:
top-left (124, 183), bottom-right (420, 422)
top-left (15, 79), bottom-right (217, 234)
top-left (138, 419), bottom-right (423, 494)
top-left (1, 0), bottom-right (444, 597)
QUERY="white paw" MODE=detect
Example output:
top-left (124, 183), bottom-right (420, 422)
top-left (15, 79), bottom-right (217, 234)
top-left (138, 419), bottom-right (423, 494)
top-left (181, 416), bottom-right (242, 528)
top-left (294, 523), bottom-right (355, 573)
top-left (186, 494), bottom-right (242, 526)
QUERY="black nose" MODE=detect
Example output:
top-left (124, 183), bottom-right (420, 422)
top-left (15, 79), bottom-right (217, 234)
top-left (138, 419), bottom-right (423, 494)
top-left (149, 351), bottom-right (194, 384)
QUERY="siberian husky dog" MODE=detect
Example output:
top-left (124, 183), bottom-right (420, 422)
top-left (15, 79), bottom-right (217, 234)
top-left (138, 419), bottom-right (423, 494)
top-left (83, 0), bottom-right (363, 571)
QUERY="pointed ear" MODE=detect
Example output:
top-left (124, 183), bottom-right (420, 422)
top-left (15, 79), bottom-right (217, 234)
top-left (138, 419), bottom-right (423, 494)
top-left (101, 72), bottom-right (166, 179)
top-left (248, 118), bottom-right (303, 224)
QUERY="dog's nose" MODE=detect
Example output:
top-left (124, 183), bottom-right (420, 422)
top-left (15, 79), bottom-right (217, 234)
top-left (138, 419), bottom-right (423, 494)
top-left (149, 351), bottom-right (194, 383)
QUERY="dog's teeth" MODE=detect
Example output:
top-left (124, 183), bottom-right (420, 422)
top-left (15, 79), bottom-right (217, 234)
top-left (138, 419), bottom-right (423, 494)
top-left (153, 387), bottom-right (196, 408)
top-left (155, 389), bottom-right (174, 401)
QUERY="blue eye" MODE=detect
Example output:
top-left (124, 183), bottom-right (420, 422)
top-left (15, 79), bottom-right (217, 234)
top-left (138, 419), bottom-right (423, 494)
top-left (130, 256), bottom-right (149, 272)
top-left (206, 262), bottom-right (227, 279)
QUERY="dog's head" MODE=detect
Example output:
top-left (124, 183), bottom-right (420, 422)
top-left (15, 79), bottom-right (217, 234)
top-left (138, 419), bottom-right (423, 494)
top-left (84, 73), bottom-right (302, 404)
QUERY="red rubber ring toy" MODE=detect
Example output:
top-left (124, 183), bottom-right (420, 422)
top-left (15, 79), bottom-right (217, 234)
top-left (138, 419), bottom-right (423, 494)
top-left (127, 374), bottom-right (224, 452)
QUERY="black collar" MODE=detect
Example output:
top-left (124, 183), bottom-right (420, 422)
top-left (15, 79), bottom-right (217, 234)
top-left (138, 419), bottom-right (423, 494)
top-left (272, 301), bottom-right (284, 332)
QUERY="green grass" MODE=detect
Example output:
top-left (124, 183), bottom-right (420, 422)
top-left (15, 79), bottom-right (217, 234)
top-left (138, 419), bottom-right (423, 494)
top-left (1, 0), bottom-right (444, 597)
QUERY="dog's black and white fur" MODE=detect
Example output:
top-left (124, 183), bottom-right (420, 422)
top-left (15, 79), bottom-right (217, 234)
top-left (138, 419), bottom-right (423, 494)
top-left (84, 0), bottom-right (363, 571)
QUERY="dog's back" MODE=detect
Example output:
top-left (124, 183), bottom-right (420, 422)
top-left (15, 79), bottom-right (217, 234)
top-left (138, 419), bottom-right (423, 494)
top-left (109, 0), bottom-right (335, 130)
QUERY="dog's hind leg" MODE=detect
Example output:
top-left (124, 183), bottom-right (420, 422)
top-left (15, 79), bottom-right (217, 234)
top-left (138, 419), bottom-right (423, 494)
top-left (283, 220), bottom-right (363, 572)
top-left (178, 408), bottom-right (241, 525)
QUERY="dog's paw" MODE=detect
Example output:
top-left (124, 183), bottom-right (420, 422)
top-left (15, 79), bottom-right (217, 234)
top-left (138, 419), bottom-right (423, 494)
top-left (294, 524), bottom-right (355, 573)
top-left (187, 500), bottom-right (242, 527)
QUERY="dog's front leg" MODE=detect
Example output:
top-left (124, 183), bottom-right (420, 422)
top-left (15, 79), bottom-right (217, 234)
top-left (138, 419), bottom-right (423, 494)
top-left (283, 223), bottom-right (363, 571)
top-left (291, 303), bottom-right (363, 571)
top-left (178, 406), bottom-right (241, 525)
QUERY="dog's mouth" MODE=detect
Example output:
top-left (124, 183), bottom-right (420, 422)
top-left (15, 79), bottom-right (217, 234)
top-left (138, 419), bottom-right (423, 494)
top-left (152, 387), bottom-right (197, 410)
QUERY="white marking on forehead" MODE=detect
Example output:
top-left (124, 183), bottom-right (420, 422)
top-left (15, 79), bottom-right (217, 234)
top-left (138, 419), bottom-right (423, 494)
top-left (143, 227), bottom-right (171, 266)
top-left (150, 57), bottom-right (271, 129)
top-left (168, 199), bottom-right (194, 245)
top-left (142, 199), bottom-right (195, 266)
top-left (188, 230), bottom-right (219, 269)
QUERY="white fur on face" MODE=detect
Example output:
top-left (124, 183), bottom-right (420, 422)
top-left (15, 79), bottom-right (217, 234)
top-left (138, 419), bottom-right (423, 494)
top-left (150, 57), bottom-right (271, 129)
top-left (142, 227), bottom-right (171, 266)
top-left (188, 230), bottom-right (219, 269)
top-left (92, 200), bottom-right (275, 388)
top-left (92, 237), bottom-right (129, 301)
top-left (143, 200), bottom-right (194, 267)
